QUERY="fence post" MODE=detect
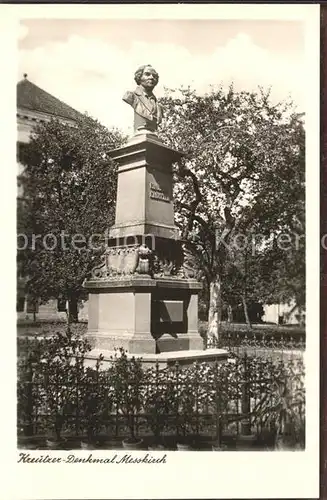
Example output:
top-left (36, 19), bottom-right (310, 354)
top-left (241, 353), bottom-right (251, 436)
top-left (175, 361), bottom-right (180, 440)
top-left (24, 354), bottom-right (35, 437)
top-left (155, 360), bottom-right (160, 440)
top-left (214, 361), bottom-right (222, 446)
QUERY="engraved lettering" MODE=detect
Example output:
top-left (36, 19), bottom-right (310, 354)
top-left (149, 182), bottom-right (170, 202)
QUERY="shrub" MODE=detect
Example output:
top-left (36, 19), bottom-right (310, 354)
top-left (252, 358), bottom-right (305, 449)
top-left (142, 364), bottom-right (175, 443)
top-left (79, 358), bottom-right (111, 443)
top-left (17, 327), bottom-right (93, 442)
top-left (17, 337), bottom-right (305, 450)
top-left (108, 349), bottom-right (145, 443)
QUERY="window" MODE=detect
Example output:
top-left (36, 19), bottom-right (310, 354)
top-left (17, 142), bottom-right (22, 161)
top-left (17, 142), bottom-right (29, 164)
top-left (26, 298), bottom-right (39, 313)
top-left (16, 296), bottom-right (25, 312)
top-left (57, 299), bottom-right (67, 312)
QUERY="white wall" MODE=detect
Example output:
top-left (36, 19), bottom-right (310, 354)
top-left (262, 301), bottom-right (301, 325)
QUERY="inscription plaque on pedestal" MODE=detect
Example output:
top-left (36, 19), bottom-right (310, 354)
top-left (149, 182), bottom-right (170, 203)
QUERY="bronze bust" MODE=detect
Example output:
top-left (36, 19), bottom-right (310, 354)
top-left (123, 65), bottom-right (163, 133)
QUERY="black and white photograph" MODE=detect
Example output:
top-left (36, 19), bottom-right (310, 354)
top-left (1, 3), bottom-right (320, 499)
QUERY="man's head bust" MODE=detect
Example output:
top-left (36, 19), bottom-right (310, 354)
top-left (123, 64), bottom-right (162, 133)
top-left (134, 65), bottom-right (159, 92)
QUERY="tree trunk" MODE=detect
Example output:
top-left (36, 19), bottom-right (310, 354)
top-left (227, 304), bottom-right (233, 323)
top-left (68, 295), bottom-right (79, 323)
top-left (207, 277), bottom-right (222, 345)
top-left (241, 294), bottom-right (251, 328)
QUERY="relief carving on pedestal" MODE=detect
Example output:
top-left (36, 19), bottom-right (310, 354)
top-left (177, 242), bottom-right (197, 279)
top-left (151, 242), bottom-right (197, 280)
top-left (135, 244), bottom-right (152, 275)
top-left (91, 245), bottom-right (139, 279)
top-left (152, 254), bottom-right (176, 278)
top-left (90, 241), bottom-right (197, 281)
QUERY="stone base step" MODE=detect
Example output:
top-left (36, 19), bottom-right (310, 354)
top-left (84, 348), bottom-right (228, 368)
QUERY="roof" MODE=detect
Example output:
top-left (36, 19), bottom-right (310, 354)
top-left (17, 77), bottom-right (82, 122)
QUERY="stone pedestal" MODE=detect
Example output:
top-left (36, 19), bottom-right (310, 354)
top-left (109, 132), bottom-right (180, 240)
top-left (84, 276), bottom-right (203, 354)
top-left (84, 132), bottom-right (206, 355)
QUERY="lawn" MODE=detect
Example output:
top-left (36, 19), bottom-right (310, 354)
top-left (17, 319), bottom-right (305, 345)
top-left (17, 318), bottom-right (305, 336)
top-left (17, 320), bottom-right (87, 337)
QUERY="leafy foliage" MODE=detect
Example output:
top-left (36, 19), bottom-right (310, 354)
top-left (252, 358), bottom-right (305, 448)
top-left (18, 115), bottom-right (126, 320)
top-left (142, 365), bottom-right (176, 441)
top-left (79, 361), bottom-right (110, 443)
top-left (109, 349), bottom-right (145, 441)
top-left (17, 334), bottom-right (305, 449)
top-left (159, 86), bottom-right (305, 335)
top-left (17, 328), bottom-right (92, 440)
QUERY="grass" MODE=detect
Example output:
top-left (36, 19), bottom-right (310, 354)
top-left (17, 320), bottom-right (87, 337)
top-left (17, 319), bottom-right (305, 338)
top-left (17, 319), bottom-right (305, 363)
top-left (199, 321), bottom-right (305, 339)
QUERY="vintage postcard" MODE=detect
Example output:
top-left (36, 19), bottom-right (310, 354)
top-left (0, 3), bottom-right (320, 499)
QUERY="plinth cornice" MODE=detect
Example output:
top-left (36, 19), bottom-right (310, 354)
top-left (108, 135), bottom-right (185, 167)
top-left (84, 276), bottom-right (202, 292)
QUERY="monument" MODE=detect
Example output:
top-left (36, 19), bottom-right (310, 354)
top-left (84, 65), bottom-right (227, 366)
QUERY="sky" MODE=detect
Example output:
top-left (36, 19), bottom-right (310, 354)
top-left (18, 19), bottom-right (305, 135)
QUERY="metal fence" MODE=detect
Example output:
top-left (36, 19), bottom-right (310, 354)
top-left (208, 330), bottom-right (305, 361)
top-left (17, 336), bottom-right (305, 450)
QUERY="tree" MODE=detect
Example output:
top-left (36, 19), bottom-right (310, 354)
top-left (220, 221), bottom-right (305, 326)
top-left (159, 85), bottom-right (305, 341)
top-left (18, 115), bottom-right (125, 322)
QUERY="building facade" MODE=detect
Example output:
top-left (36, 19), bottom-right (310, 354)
top-left (262, 301), bottom-right (305, 326)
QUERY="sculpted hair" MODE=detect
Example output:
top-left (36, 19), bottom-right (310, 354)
top-left (134, 65), bottom-right (159, 85)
